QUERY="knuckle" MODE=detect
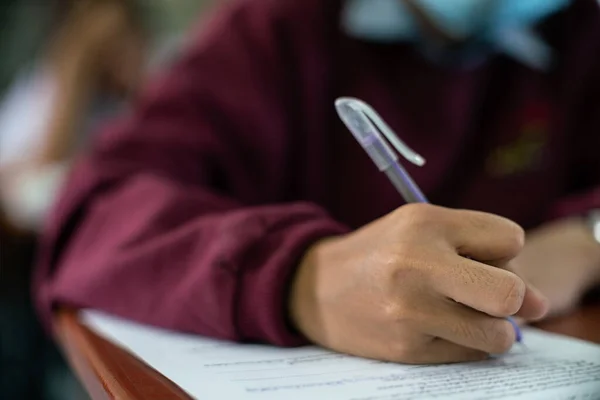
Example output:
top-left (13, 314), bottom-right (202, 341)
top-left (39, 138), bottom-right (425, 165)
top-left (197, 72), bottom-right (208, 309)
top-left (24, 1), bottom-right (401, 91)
top-left (454, 319), bottom-right (477, 343)
top-left (383, 300), bottom-right (415, 324)
top-left (499, 276), bottom-right (526, 316)
top-left (502, 221), bottom-right (525, 256)
top-left (463, 212), bottom-right (525, 257)
top-left (458, 320), bottom-right (514, 355)
top-left (382, 249), bottom-right (410, 272)
top-left (395, 203), bottom-right (437, 228)
top-left (382, 248), bottom-right (428, 287)
top-left (487, 321), bottom-right (515, 354)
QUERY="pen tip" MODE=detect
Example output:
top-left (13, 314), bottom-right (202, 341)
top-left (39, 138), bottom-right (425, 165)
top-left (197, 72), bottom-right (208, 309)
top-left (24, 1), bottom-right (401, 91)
top-left (508, 317), bottom-right (522, 343)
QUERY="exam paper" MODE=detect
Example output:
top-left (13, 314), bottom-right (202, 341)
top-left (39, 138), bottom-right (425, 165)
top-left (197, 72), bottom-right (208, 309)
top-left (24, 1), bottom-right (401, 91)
top-left (81, 310), bottom-right (600, 400)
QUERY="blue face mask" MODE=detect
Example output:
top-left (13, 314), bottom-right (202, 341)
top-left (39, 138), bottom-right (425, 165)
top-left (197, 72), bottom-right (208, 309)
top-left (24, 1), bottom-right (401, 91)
top-left (342, 0), bottom-right (572, 69)
top-left (414, 0), bottom-right (570, 40)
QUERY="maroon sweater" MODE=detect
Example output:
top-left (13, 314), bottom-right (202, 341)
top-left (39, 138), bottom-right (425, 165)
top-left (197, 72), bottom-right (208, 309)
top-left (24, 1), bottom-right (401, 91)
top-left (35, 0), bottom-right (600, 346)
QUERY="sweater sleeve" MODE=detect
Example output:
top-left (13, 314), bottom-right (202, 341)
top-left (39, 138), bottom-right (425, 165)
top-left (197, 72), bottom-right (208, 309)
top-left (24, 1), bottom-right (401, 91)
top-left (34, 0), bottom-right (348, 346)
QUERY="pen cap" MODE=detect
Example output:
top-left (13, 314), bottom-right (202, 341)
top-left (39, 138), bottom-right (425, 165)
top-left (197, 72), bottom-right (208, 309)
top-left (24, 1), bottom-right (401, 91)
top-left (335, 99), bottom-right (398, 171)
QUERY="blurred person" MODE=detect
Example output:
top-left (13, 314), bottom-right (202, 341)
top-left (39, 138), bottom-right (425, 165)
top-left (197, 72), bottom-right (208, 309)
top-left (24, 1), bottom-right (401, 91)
top-left (34, 0), bottom-right (600, 366)
top-left (0, 0), bottom-right (146, 231)
top-left (0, 1), bottom-right (146, 398)
top-left (0, 0), bottom-right (54, 96)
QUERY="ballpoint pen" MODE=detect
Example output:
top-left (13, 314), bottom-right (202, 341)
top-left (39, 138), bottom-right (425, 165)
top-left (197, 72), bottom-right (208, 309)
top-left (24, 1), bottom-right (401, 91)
top-left (334, 96), bottom-right (523, 344)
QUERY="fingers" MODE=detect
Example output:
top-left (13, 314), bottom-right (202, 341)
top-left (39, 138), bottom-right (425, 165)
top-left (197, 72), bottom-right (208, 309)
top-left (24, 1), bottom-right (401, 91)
top-left (445, 209), bottom-right (525, 263)
top-left (502, 262), bottom-right (550, 321)
top-left (514, 283), bottom-right (549, 321)
top-left (430, 255), bottom-right (549, 321)
top-left (420, 300), bottom-right (518, 355)
top-left (394, 204), bottom-right (524, 262)
top-left (431, 255), bottom-right (527, 318)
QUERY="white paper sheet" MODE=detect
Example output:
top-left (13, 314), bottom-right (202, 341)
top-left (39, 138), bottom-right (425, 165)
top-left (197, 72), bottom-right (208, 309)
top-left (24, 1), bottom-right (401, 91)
top-left (81, 310), bottom-right (600, 400)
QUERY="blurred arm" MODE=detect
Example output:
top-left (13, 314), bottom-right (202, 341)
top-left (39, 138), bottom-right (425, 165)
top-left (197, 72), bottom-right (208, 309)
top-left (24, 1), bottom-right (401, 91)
top-left (0, 1), bottom-right (143, 232)
top-left (35, 0), bottom-right (347, 346)
top-left (541, 33), bottom-right (600, 291)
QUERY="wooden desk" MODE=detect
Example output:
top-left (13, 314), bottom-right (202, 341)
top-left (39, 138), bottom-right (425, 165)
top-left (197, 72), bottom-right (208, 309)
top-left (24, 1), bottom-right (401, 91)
top-left (55, 304), bottom-right (600, 400)
top-left (55, 310), bottom-right (192, 400)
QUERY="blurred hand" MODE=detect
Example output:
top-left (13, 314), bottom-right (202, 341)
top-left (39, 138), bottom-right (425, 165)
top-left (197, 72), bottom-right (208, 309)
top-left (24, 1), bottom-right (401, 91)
top-left (0, 161), bottom-right (68, 233)
top-left (50, 0), bottom-right (146, 95)
top-left (513, 217), bottom-right (600, 319)
top-left (290, 204), bottom-right (549, 365)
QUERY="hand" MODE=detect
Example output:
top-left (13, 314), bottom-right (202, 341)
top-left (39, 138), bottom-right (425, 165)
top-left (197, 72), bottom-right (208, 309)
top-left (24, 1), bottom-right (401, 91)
top-left (513, 217), bottom-right (600, 319)
top-left (49, 0), bottom-right (145, 95)
top-left (0, 161), bottom-right (68, 232)
top-left (289, 204), bottom-right (549, 364)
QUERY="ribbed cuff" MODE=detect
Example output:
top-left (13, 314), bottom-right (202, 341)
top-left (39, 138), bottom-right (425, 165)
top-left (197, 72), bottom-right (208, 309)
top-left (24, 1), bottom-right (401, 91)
top-left (236, 210), bottom-right (348, 347)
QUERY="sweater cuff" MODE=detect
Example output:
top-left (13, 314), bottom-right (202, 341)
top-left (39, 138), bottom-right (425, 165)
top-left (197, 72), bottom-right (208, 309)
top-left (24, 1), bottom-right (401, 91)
top-left (237, 211), bottom-right (348, 347)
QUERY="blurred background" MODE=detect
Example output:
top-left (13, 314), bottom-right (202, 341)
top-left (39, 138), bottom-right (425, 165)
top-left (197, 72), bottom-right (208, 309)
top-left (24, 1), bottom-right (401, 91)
top-left (0, 1), bottom-right (218, 399)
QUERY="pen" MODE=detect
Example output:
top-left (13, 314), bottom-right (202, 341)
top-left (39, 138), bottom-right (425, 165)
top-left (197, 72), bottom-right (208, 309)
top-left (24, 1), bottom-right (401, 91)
top-left (334, 97), bottom-right (523, 345)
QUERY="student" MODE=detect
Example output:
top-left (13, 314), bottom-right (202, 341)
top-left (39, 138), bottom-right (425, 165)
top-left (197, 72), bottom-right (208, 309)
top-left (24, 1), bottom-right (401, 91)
top-left (0, 0), bottom-right (146, 232)
top-left (35, 0), bottom-right (600, 365)
top-left (0, 1), bottom-right (146, 398)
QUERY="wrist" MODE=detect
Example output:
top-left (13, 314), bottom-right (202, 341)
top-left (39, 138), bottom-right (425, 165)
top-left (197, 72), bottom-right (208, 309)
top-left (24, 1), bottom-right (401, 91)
top-left (57, 58), bottom-right (95, 88)
top-left (288, 236), bottom-right (340, 343)
top-left (47, 44), bottom-right (97, 87)
top-left (289, 241), bottom-right (319, 339)
top-left (33, 61), bottom-right (94, 165)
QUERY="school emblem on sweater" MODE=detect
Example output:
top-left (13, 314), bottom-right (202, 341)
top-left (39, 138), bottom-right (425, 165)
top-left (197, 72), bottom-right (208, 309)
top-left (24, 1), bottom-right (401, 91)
top-left (486, 101), bottom-right (550, 177)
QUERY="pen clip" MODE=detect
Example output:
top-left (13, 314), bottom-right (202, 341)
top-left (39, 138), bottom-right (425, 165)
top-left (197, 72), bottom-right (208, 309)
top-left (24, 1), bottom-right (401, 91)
top-left (335, 97), bottom-right (426, 167)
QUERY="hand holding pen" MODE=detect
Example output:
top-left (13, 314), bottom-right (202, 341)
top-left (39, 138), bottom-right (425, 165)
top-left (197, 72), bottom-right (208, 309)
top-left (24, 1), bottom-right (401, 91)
top-left (330, 97), bottom-right (550, 348)
top-left (287, 98), bottom-right (549, 365)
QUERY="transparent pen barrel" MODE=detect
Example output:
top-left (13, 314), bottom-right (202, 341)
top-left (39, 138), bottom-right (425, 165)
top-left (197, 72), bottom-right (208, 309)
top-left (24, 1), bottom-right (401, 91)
top-left (384, 163), bottom-right (428, 204)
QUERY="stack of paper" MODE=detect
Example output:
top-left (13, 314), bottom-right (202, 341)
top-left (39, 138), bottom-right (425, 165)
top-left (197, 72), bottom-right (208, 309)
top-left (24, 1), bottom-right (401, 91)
top-left (82, 310), bottom-right (600, 400)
